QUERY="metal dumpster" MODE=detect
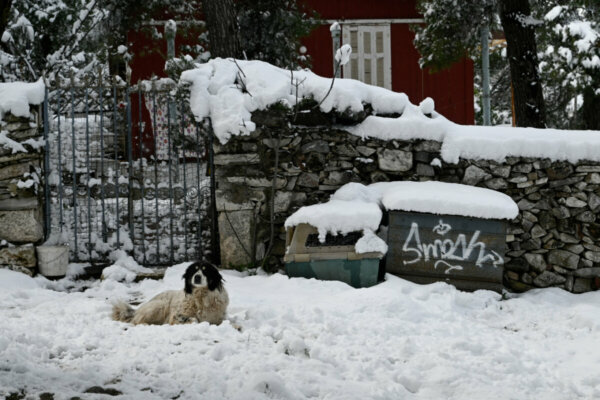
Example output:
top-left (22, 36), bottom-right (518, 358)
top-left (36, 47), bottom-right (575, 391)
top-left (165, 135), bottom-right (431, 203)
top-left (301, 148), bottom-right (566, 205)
top-left (385, 211), bottom-right (506, 292)
top-left (284, 223), bottom-right (384, 288)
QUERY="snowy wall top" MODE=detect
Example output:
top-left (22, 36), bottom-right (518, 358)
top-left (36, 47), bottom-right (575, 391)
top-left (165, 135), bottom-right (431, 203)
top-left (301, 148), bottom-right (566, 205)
top-left (180, 58), bottom-right (439, 144)
top-left (0, 79), bottom-right (45, 121)
top-left (369, 181), bottom-right (519, 220)
top-left (182, 58), bottom-right (600, 164)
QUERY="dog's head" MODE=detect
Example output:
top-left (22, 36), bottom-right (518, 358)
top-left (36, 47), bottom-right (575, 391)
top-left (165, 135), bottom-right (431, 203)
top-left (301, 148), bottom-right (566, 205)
top-left (183, 262), bottom-right (224, 294)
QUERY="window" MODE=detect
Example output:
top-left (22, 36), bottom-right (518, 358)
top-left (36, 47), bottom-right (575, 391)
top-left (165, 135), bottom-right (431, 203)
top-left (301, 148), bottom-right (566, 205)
top-left (341, 24), bottom-right (392, 89)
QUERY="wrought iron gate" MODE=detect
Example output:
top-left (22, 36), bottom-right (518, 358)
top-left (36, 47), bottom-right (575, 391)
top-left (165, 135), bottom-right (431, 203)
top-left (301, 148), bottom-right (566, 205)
top-left (42, 76), bottom-right (217, 267)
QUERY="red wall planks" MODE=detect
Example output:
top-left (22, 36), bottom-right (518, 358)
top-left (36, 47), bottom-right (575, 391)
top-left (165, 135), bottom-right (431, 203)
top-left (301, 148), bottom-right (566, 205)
top-left (304, 0), bottom-right (420, 20)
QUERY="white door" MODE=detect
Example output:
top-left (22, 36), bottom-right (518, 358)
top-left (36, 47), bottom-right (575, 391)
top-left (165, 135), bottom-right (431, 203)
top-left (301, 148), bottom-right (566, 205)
top-left (341, 24), bottom-right (392, 89)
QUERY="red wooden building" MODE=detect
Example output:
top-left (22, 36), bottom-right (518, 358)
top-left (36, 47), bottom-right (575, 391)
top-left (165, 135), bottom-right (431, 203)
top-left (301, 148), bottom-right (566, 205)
top-left (302, 0), bottom-right (473, 124)
top-left (128, 0), bottom-right (474, 148)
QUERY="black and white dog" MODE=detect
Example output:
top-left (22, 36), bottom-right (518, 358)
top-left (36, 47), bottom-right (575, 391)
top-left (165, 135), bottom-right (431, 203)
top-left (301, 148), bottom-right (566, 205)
top-left (112, 262), bottom-right (229, 325)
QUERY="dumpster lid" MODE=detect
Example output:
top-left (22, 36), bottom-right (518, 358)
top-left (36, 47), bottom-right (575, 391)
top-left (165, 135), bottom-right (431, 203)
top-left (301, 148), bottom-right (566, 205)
top-left (370, 181), bottom-right (518, 220)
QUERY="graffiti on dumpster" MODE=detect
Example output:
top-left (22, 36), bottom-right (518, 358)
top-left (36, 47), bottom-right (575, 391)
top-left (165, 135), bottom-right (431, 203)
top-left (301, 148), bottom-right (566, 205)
top-left (402, 219), bottom-right (504, 274)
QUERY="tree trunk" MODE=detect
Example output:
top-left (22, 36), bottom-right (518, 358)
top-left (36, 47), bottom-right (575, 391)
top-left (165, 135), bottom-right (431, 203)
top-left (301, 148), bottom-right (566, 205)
top-left (0, 0), bottom-right (13, 41)
top-left (203, 0), bottom-right (241, 58)
top-left (582, 84), bottom-right (600, 130)
top-left (499, 0), bottom-right (546, 128)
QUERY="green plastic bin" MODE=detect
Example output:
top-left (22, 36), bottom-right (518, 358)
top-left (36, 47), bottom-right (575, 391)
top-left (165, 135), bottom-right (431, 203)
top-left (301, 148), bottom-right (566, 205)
top-left (286, 258), bottom-right (380, 288)
top-left (284, 223), bottom-right (384, 288)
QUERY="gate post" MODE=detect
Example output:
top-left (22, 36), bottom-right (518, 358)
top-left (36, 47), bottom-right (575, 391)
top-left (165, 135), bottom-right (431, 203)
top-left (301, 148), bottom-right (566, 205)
top-left (42, 83), bottom-right (51, 240)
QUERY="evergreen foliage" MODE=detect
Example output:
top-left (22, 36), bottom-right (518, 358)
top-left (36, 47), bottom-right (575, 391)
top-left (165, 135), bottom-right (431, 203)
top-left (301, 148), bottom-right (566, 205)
top-left (237, 0), bottom-right (318, 69)
top-left (413, 0), bottom-right (496, 72)
top-left (415, 0), bottom-right (599, 129)
top-left (0, 0), bottom-right (317, 83)
top-left (0, 0), bottom-right (201, 82)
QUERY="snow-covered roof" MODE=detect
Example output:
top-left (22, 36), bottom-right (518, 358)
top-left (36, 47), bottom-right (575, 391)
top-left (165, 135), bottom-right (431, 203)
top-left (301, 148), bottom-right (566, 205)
top-left (182, 58), bottom-right (600, 163)
top-left (370, 181), bottom-right (518, 220)
top-left (0, 79), bottom-right (45, 120)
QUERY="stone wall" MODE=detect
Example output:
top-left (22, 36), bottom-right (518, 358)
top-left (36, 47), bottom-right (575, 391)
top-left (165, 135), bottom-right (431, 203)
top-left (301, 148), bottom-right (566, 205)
top-left (0, 111), bottom-right (44, 276)
top-left (214, 107), bottom-right (600, 293)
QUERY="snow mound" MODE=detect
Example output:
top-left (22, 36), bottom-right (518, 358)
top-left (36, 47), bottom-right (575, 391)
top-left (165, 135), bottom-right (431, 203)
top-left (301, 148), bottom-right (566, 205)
top-left (330, 182), bottom-right (381, 204)
top-left (441, 124), bottom-right (600, 164)
top-left (181, 59), bottom-right (425, 144)
top-left (0, 269), bottom-right (39, 291)
top-left (335, 44), bottom-right (352, 66)
top-left (355, 229), bottom-right (388, 255)
top-left (0, 79), bottom-right (45, 120)
top-left (101, 250), bottom-right (153, 283)
top-left (284, 199), bottom-right (382, 243)
top-left (371, 181), bottom-right (518, 220)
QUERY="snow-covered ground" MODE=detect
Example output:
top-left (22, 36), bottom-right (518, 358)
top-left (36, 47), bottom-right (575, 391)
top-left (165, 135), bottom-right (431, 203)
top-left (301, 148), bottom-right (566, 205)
top-left (2, 265), bottom-right (600, 399)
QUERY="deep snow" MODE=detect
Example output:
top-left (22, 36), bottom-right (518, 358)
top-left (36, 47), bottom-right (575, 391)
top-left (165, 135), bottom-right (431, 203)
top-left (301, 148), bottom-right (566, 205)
top-left (2, 265), bottom-right (600, 399)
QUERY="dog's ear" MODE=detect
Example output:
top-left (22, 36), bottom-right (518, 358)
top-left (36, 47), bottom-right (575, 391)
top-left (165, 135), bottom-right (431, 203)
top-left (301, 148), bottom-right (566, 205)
top-left (183, 263), bottom-right (200, 294)
top-left (203, 262), bottom-right (224, 291)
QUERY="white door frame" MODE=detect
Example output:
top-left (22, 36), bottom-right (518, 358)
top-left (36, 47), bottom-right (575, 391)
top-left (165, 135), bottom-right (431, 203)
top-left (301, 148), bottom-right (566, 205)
top-left (341, 23), bottom-right (392, 89)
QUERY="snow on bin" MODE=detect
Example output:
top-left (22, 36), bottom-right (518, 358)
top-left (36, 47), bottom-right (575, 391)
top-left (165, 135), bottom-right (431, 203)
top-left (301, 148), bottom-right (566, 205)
top-left (372, 181), bottom-right (519, 292)
top-left (284, 186), bottom-right (387, 288)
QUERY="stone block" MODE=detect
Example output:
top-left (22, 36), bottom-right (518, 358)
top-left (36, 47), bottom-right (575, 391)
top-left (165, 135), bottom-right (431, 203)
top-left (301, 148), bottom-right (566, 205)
top-left (323, 171), bottom-right (353, 186)
top-left (273, 191), bottom-right (293, 214)
top-left (484, 178), bottom-right (508, 190)
top-left (0, 209), bottom-right (43, 243)
top-left (547, 249), bottom-right (580, 270)
top-left (573, 278), bottom-right (592, 293)
top-left (413, 140), bottom-right (441, 152)
top-left (356, 146), bottom-right (376, 157)
top-left (226, 176), bottom-right (286, 189)
top-left (524, 253), bottom-right (546, 273)
top-left (574, 267), bottom-right (600, 279)
top-left (530, 224), bottom-right (546, 239)
top-left (334, 144), bottom-right (359, 157)
top-left (576, 211), bottom-right (596, 223)
top-left (377, 149), bottom-right (412, 172)
top-left (214, 153), bottom-right (259, 166)
top-left (533, 270), bottom-right (566, 287)
top-left (0, 161), bottom-right (31, 181)
top-left (576, 165), bottom-right (600, 173)
top-left (416, 163), bottom-right (434, 177)
top-left (513, 164), bottom-right (533, 173)
top-left (565, 197), bottom-right (587, 208)
top-left (301, 140), bottom-right (329, 154)
top-left (297, 172), bottom-right (319, 188)
top-left (517, 199), bottom-right (536, 211)
top-left (215, 187), bottom-right (258, 212)
top-left (492, 165), bottom-right (511, 178)
top-left (584, 251), bottom-right (600, 263)
top-left (0, 245), bottom-right (36, 268)
top-left (0, 197), bottom-right (38, 211)
top-left (218, 209), bottom-right (255, 268)
top-left (588, 193), bottom-right (600, 212)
